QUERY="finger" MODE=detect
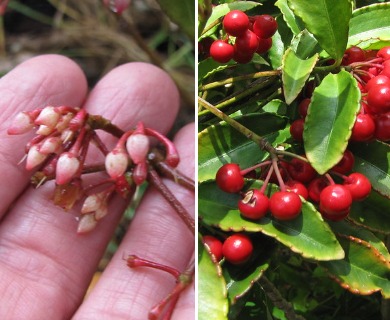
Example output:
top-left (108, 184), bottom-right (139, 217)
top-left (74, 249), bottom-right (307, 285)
top-left (0, 63), bottom-right (180, 319)
top-left (0, 54), bottom-right (88, 218)
top-left (74, 123), bottom-right (195, 320)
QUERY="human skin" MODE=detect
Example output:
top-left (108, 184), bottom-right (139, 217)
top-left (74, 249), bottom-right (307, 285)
top-left (0, 55), bottom-right (195, 320)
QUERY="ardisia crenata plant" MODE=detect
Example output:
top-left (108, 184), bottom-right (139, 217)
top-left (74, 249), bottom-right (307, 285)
top-left (198, 0), bottom-right (390, 319)
top-left (7, 105), bottom-right (194, 320)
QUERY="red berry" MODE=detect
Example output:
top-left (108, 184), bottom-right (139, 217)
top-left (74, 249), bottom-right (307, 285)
top-left (286, 180), bottom-right (309, 200)
top-left (350, 113), bottom-right (375, 142)
top-left (233, 48), bottom-right (254, 64)
top-left (319, 184), bottom-right (352, 221)
top-left (290, 118), bottom-right (305, 141)
top-left (374, 112), bottom-right (390, 141)
top-left (365, 75), bottom-right (390, 92)
top-left (269, 191), bottom-right (302, 220)
top-left (216, 163), bottom-right (245, 193)
top-left (223, 10), bottom-right (250, 37)
top-left (343, 172), bottom-right (371, 201)
top-left (288, 158), bottom-right (317, 183)
top-left (238, 189), bottom-right (269, 220)
top-left (210, 40), bottom-right (234, 63)
top-left (342, 46), bottom-right (366, 65)
top-left (253, 14), bottom-right (278, 39)
top-left (256, 37), bottom-right (272, 54)
top-left (222, 234), bottom-right (253, 265)
top-left (331, 150), bottom-right (354, 174)
top-left (298, 98), bottom-right (311, 118)
top-left (308, 177), bottom-right (329, 203)
top-left (234, 29), bottom-right (259, 54)
top-left (203, 235), bottom-right (224, 261)
top-left (377, 46), bottom-right (390, 61)
top-left (367, 84), bottom-right (390, 114)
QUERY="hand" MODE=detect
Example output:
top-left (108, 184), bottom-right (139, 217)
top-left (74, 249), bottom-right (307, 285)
top-left (0, 55), bottom-right (194, 319)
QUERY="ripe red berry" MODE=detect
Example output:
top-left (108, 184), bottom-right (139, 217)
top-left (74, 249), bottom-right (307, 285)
top-left (374, 112), bottom-right (390, 141)
top-left (298, 98), bottom-right (311, 118)
top-left (238, 189), bottom-right (269, 220)
top-left (222, 233), bottom-right (253, 265)
top-left (308, 177), bottom-right (329, 203)
top-left (331, 149), bottom-right (354, 174)
top-left (256, 37), bottom-right (272, 54)
top-left (365, 75), bottom-right (390, 92)
top-left (377, 46), bottom-right (390, 61)
top-left (366, 84), bottom-right (390, 114)
top-left (210, 40), bottom-right (234, 63)
top-left (290, 118), bottom-right (305, 141)
top-left (288, 158), bottom-right (317, 183)
top-left (233, 49), bottom-right (254, 64)
top-left (216, 163), bottom-right (244, 193)
top-left (269, 191), bottom-right (302, 220)
top-left (203, 235), bottom-right (224, 261)
top-left (343, 172), bottom-right (371, 201)
top-left (342, 46), bottom-right (366, 65)
top-left (286, 180), bottom-right (309, 200)
top-left (235, 29), bottom-right (259, 54)
top-left (350, 113), bottom-right (375, 142)
top-left (319, 184), bottom-right (352, 221)
top-left (252, 14), bottom-right (278, 39)
top-left (223, 10), bottom-right (250, 37)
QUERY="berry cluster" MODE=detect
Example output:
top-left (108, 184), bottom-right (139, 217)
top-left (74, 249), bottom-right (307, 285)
top-left (203, 233), bottom-right (253, 265)
top-left (208, 10), bottom-right (278, 64)
top-left (8, 105), bottom-right (179, 233)
top-left (215, 150), bottom-right (371, 222)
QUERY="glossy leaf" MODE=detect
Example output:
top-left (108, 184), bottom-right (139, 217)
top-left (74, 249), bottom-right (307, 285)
top-left (198, 58), bottom-right (236, 83)
top-left (199, 180), bottom-right (345, 261)
top-left (348, 3), bottom-right (390, 49)
top-left (304, 71), bottom-right (361, 174)
top-left (156, 0), bottom-right (194, 40)
top-left (349, 140), bottom-right (390, 198)
top-left (275, 0), bottom-right (305, 35)
top-left (291, 30), bottom-right (322, 59)
top-left (282, 47), bottom-right (318, 104)
top-left (320, 235), bottom-right (390, 298)
top-left (287, 0), bottom-right (352, 61)
top-left (199, 236), bottom-right (229, 320)
top-left (198, 113), bottom-right (289, 182)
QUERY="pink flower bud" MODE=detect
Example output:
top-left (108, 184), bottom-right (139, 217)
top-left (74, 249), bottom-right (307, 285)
top-left (126, 133), bottom-right (150, 164)
top-left (36, 124), bottom-right (54, 136)
top-left (39, 137), bottom-right (62, 154)
top-left (61, 129), bottom-right (74, 143)
top-left (103, 0), bottom-right (130, 15)
top-left (26, 145), bottom-right (48, 170)
top-left (56, 113), bottom-right (74, 132)
top-left (145, 128), bottom-right (180, 167)
top-left (55, 152), bottom-right (80, 185)
top-left (133, 162), bottom-right (147, 185)
top-left (7, 112), bottom-right (35, 135)
top-left (77, 214), bottom-right (97, 234)
top-left (95, 206), bottom-right (108, 220)
top-left (105, 148), bottom-right (129, 179)
top-left (35, 106), bottom-right (60, 128)
top-left (81, 194), bottom-right (101, 214)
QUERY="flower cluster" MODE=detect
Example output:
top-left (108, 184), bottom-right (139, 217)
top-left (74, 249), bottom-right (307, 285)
top-left (8, 105), bottom-right (179, 233)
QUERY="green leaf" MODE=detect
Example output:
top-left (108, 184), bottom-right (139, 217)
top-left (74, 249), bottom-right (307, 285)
top-left (349, 140), bottom-right (390, 198)
top-left (287, 0), bottom-right (352, 61)
top-left (349, 191), bottom-right (390, 235)
top-left (275, 0), bottom-right (305, 35)
top-left (320, 235), bottom-right (390, 298)
top-left (198, 113), bottom-right (289, 182)
top-left (199, 180), bottom-right (345, 261)
top-left (198, 236), bottom-right (229, 320)
top-left (303, 71), bottom-right (361, 174)
top-left (282, 47), bottom-right (318, 104)
top-left (200, 1), bottom-right (262, 40)
top-left (198, 58), bottom-right (236, 83)
top-left (291, 30), bottom-right (322, 59)
top-left (156, 0), bottom-right (194, 40)
top-left (348, 3), bottom-right (390, 49)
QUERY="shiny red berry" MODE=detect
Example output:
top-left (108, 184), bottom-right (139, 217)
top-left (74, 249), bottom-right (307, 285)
top-left (210, 40), bottom-right (234, 63)
top-left (222, 234), bottom-right (253, 265)
top-left (365, 75), bottom-right (390, 92)
top-left (288, 158), bottom-right (317, 183)
top-left (256, 37), bottom-right (272, 54)
top-left (308, 177), bottom-right (329, 203)
top-left (216, 163), bottom-right (244, 193)
top-left (367, 84), bottom-right (390, 114)
top-left (374, 112), bottom-right (390, 141)
top-left (290, 118), bottom-right (305, 141)
top-left (286, 180), bottom-right (309, 200)
top-left (235, 29), bottom-right (259, 54)
top-left (238, 189), bottom-right (269, 220)
top-left (252, 14), bottom-right (278, 39)
top-left (331, 150), bottom-right (354, 174)
top-left (269, 191), bottom-right (302, 220)
top-left (377, 46), bottom-right (390, 61)
top-left (343, 172), bottom-right (371, 201)
top-left (342, 46), bottom-right (366, 65)
top-left (351, 113), bottom-right (375, 142)
top-left (223, 10), bottom-right (250, 37)
top-left (319, 184), bottom-right (352, 221)
top-left (203, 235), bottom-right (224, 261)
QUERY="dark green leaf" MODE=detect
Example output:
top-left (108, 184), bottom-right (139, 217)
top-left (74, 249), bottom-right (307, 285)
top-left (287, 0), bottom-right (352, 61)
top-left (199, 235), bottom-right (229, 320)
top-left (304, 71), bottom-right (361, 174)
top-left (199, 180), bottom-right (345, 261)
